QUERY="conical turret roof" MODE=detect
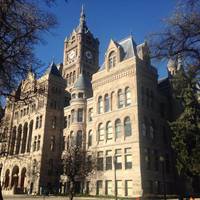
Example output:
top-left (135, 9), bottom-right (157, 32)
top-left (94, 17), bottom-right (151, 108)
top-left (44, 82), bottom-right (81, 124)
top-left (74, 73), bottom-right (92, 90)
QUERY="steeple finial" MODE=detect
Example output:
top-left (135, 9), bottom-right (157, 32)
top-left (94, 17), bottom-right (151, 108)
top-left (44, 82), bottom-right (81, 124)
top-left (80, 4), bottom-right (85, 24)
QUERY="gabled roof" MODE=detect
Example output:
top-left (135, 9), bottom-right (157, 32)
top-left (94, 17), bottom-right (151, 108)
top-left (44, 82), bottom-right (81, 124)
top-left (74, 73), bottom-right (92, 90)
top-left (45, 62), bottom-right (62, 78)
top-left (118, 36), bottom-right (137, 60)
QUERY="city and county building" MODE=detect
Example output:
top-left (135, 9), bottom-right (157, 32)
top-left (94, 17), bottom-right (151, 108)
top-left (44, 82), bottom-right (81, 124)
top-left (0, 7), bottom-right (192, 199)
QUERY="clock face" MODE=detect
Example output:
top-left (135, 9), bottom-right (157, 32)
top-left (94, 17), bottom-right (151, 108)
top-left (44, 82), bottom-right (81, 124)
top-left (85, 50), bottom-right (93, 60)
top-left (68, 50), bottom-right (76, 60)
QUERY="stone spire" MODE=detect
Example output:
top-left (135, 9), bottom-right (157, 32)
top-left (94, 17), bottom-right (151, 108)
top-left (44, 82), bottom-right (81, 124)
top-left (80, 4), bottom-right (86, 25)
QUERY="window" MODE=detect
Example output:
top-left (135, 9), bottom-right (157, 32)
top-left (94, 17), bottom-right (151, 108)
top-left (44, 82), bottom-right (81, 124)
top-left (96, 180), bottom-right (103, 195)
top-left (97, 151), bottom-right (103, 171)
top-left (108, 51), bottom-right (116, 68)
top-left (116, 180), bottom-right (122, 196)
top-left (144, 148), bottom-right (151, 170)
top-left (68, 115), bottom-right (71, 127)
top-left (37, 135), bottom-right (41, 151)
top-left (33, 136), bottom-right (37, 151)
top-left (98, 123), bottom-right (104, 142)
top-left (117, 89), bottom-right (124, 108)
top-left (125, 87), bottom-right (131, 106)
top-left (50, 136), bottom-right (55, 151)
top-left (88, 130), bottom-right (92, 147)
top-left (66, 74), bottom-right (69, 87)
top-left (64, 116), bottom-right (67, 128)
top-left (124, 117), bottom-right (132, 137)
top-left (154, 180), bottom-right (161, 194)
top-left (146, 88), bottom-right (150, 107)
top-left (111, 91), bottom-right (114, 111)
top-left (35, 117), bottom-right (39, 129)
top-left (125, 180), bottom-right (133, 196)
top-left (71, 110), bottom-right (75, 123)
top-left (142, 119), bottom-right (146, 136)
top-left (70, 131), bottom-right (75, 146)
top-left (150, 119), bottom-right (155, 139)
top-left (98, 96), bottom-right (103, 114)
top-left (106, 150), bottom-right (112, 170)
top-left (52, 116), bottom-right (56, 128)
top-left (115, 119), bottom-right (121, 139)
top-left (115, 149), bottom-right (122, 169)
top-left (48, 159), bottom-right (53, 175)
top-left (88, 108), bottom-right (93, 122)
top-left (76, 130), bottom-right (82, 147)
top-left (150, 90), bottom-right (154, 108)
top-left (104, 94), bottom-right (110, 112)
top-left (39, 115), bottom-right (42, 128)
top-left (72, 71), bottom-right (76, 83)
top-left (78, 92), bottom-right (83, 98)
top-left (153, 149), bottom-right (159, 171)
top-left (105, 180), bottom-right (112, 195)
top-left (125, 148), bottom-right (132, 169)
top-left (106, 121), bottom-right (112, 140)
top-left (72, 93), bottom-right (76, 99)
top-left (77, 108), bottom-right (83, 122)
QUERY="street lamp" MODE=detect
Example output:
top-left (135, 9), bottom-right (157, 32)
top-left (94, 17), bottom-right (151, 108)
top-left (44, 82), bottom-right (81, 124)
top-left (113, 154), bottom-right (117, 200)
top-left (160, 156), bottom-right (166, 200)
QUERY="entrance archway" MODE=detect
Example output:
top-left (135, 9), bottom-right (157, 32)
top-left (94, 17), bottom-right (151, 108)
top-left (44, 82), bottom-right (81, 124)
top-left (11, 166), bottom-right (19, 188)
top-left (20, 168), bottom-right (26, 189)
top-left (4, 169), bottom-right (10, 188)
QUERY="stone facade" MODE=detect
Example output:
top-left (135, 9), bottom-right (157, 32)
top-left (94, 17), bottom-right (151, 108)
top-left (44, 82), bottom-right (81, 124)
top-left (0, 7), bottom-right (179, 198)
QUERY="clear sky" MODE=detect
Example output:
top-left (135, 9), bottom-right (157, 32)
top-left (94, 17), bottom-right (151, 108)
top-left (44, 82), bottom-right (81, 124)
top-left (35, 0), bottom-right (176, 78)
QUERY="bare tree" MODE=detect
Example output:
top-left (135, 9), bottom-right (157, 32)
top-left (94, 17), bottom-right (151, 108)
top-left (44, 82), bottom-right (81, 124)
top-left (149, 0), bottom-right (200, 77)
top-left (62, 145), bottom-right (96, 200)
top-left (0, 0), bottom-right (57, 97)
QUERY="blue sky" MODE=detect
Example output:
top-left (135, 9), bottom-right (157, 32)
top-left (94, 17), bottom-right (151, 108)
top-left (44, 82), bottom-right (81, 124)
top-left (35, 0), bottom-right (176, 78)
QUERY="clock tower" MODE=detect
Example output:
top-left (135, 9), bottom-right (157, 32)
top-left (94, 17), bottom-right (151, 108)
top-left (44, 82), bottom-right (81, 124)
top-left (62, 6), bottom-right (99, 91)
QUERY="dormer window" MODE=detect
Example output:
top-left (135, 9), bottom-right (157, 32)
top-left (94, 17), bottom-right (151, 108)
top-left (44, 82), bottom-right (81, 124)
top-left (108, 51), bottom-right (116, 68)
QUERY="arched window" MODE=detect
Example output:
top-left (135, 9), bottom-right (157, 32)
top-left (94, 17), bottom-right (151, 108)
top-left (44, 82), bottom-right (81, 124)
top-left (21, 123), bottom-right (28, 153)
top-left (76, 130), bottom-right (82, 147)
top-left (146, 88), bottom-right (150, 107)
top-left (98, 96), bottom-right (103, 114)
top-left (150, 119), bottom-right (155, 139)
top-left (35, 117), bottom-right (39, 129)
top-left (88, 130), bottom-right (92, 147)
top-left (124, 117), bottom-right (132, 137)
top-left (66, 74), bottom-right (69, 87)
top-left (72, 71), bottom-right (76, 83)
top-left (106, 121), bottom-right (112, 140)
top-left (108, 51), bottom-right (116, 68)
top-left (118, 89), bottom-right (124, 108)
top-left (39, 115), bottom-right (42, 128)
top-left (15, 125), bottom-right (22, 154)
top-left (142, 119), bottom-right (147, 136)
top-left (104, 94), bottom-right (110, 112)
top-left (27, 120), bottom-right (33, 152)
top-left (98, 123), bottom-right (104, 142)
top-left (10, 126), bottom-right (16, 155)
top-left (115, 119), bottom-right (121, 139)
top-left (88, 108), bottom-right (93, 122)
top-left (125, 87), bottom-right (131, 106)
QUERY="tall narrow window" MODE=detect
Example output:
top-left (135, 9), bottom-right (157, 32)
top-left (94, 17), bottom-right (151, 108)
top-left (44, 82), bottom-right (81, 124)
top-left (50, 136), bottom-right (55, 151)
top-left (88, 108), bottom-right (93, 122)
top-left (37, 135), bottom-right (41, 151)
top-left (104, 94), bottom-right (110, 112)
top-left (77, 108), bottom-right (83, 122)
top-left (115, 149), bottom-right (122, 169)
top-left (118, 89), bottom-right (124, 108)
top-left (108, 51), bottom-right (116, 68)
top-left (35, 117), bottom-right (39, 129)
top-left (125, 180), bottom-right (133, 196)
top-left (98, 96), bottom-right (103, 114)
top-left (71, 110), bottom-right (75, 123)
top-left (115, 119), bottom-right (121, 139)
top-left (144, 148), bottom-right (151, 170)
top-left (105, 180), bottom-right (112, 195)
top-left (39, 115), bottom-right (42, 128)
top-left (52, 116), bottom-right (56, 128)
top-left (97, 151), bottom-right (103, 171)
top-left (76, 130), bottom-right (82, 147)
top-left (106, 121), bottom-right (112, 140)
top-left (106, 150), bottom-right (112, 170)
top-left (150, 119), bottom-right (155, 139)
top-left (72, 71), bottom-right (76, 83)
top-left (124, 117), bottom-right (132, 137)
top-left (116, 180), bottom-right (123, 196)
top-left (125, 87), bottom-right (131, 106)
top-left (98, 123), bottom-right (104, 142)
top-left (88, 130), bottom-right (92, 147)
top-left (125, 148), bottom-right (132, 169)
